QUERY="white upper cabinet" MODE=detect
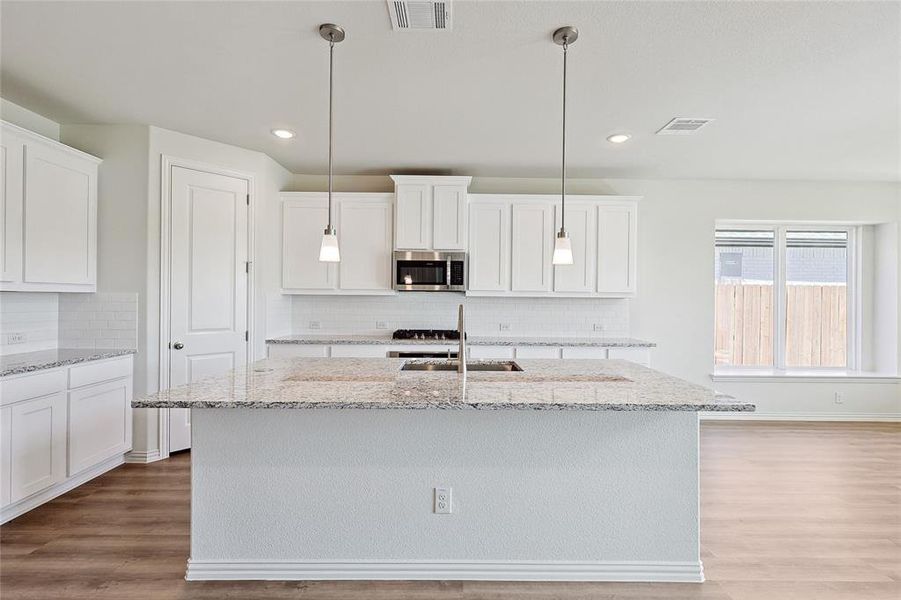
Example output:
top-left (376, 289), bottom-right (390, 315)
top-left (511, 202), bottom-right (553, 292)
top-left (394, 183), bottom-right (431, 250)
top-left (553, 202), bottom-right (595, 293)
top-left (468, 194), bottom-right (639, 298)
top-left (432, 185), bottom-right (467, 250)
top-left (468, 200), bottom-right (510, 292)
top-left (597, 203), bottom-right (637, 295)
top-left (0, 122), bottom-right (100, 293)
top-left (281, 193), bottom-right (394, 295)
top-left (282, 196), bottom-right (336, 291)
top-left (391, 175), bottom-right (471, 251)
top-left (337, 197), bottom-right (393, 291)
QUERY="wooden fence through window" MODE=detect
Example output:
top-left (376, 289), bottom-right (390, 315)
top-left (714, 283), bottom-right (847, 367)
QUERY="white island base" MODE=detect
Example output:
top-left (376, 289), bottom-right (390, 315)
top-left (186, 408), bottom-right (703, 583)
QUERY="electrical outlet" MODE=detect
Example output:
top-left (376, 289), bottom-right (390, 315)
top-left (834, 392), bottom-right (843, 404)
top-left (5, 332), bottom-right (26, 345)
top-left (375, 321), bottom-right (388, 330)
top-left (593, 323), bottom-right (605, 332)
top-left (499, 323), bottom-right (511, 332)
top-left (434, 487), bottom-right (452, 514)
top-left (309, 321), bottom-right (321, 330)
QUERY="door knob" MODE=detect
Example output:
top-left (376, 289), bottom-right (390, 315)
top-left (172, 342), bottom-right (184, 350)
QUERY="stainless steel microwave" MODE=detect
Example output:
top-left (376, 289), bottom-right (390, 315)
top-left (392, 251), bottom-right (466, 292)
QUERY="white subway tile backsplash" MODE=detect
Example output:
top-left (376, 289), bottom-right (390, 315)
top-left (287, 294), bottom-right (630, 338)
top-left (59, 292), bottom-right (138, 350)
top-left (0, 292), bottom-right (60, 355)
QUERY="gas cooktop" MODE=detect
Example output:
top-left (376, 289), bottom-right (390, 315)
top-left (392, 329), bottom-right (462, 341)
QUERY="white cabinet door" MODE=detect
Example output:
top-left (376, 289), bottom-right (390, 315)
top-left (337, 197), bottom-right (393, 291)
top-left (282, 197), bottom-right (337, 291)
top-left (469, 202), bottom-right (510, 292)
top-left (432, 185), bottom-right (467, 250)
top-left (9, 392), bottom-right (67, 503)
top-left (23, 141), bottom-right (97, 286)
top-left (608, 347), bottom-right (651, 366)
top-left (0, 406), bottom-right (10, 508)
top-left (68, 378), bottom-right (132, 476)
top-left (395, 184), bottom-right (431, 250)
top-left (554, 203), bottom-right (595, 293)
top-left (515, 346), bottom-right (561, 359)
top-left (330, 345), bottom-right (389, 358)
top-left (597, 204), bottom-right (637, 295)
top-left (268, 344), bottom-right (330, 358)
top-left (469, 346), bottom-right (516, 360)
top-left (511, 202), bottom-right (553, 292)
top-left (0, 128), bottom-right (24, 283)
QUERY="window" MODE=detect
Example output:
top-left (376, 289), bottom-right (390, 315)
top-left (714, 224), bottom-right (855, 370)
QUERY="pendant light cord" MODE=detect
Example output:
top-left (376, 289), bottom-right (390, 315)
top-left (560, 40), bottom-right (567, 234)
top-left (327, 37), bottom-right (334, 230)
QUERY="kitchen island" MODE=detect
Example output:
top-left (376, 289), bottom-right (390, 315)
top-left (135, 357), bottom-right (753, 583)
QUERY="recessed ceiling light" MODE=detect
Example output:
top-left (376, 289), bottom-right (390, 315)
top-left (606, 133), bottom-right (631, 144)
top-left (271, 129), bottom-right (295, 139)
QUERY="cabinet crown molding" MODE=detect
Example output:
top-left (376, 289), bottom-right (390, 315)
top-left (390, 174), bottom-right (473, 186)
top-left (1, 120), bottom-right (102, 164)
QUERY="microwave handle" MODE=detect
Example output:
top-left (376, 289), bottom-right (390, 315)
top-left (446, 257), bottom-right (452, 289)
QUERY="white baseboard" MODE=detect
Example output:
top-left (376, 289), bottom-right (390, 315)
top-left (1, 453), bottom-right (125, 524)
top-left (701, 411), bottom-right (901, 422)
top-left (124, 449), bottom-right (162, 464)
top-left (185, 559), bottom-right (704, 583)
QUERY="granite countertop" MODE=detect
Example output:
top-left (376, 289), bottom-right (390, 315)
top-left (133, 357), bottom-right (753, 412)
top-left (266, 334), bottom-right (656, 348)
top-left (1, 348), bottom-right (136, 377)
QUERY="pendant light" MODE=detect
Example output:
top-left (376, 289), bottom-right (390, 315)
top-left (552, 26), bottom-right (577, 266)
top-left (318, 23), bottom-right (345, 263)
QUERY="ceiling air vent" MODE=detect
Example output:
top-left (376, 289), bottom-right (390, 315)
top-left (387, 1), bottom-right (452, 30)
top-left (656, 118), bottom-right (714, 135)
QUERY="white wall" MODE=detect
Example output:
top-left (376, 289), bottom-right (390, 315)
top-left (0, 98), bottom-right (59, 140)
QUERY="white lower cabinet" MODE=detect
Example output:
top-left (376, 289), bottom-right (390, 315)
top-left (608, 347), bottom-right (651, 367)
top-left (0, 355), bottom-right (133, 522)
top-left (268, 344), bottom-right (330, 359)
top-left (467, 345), bottom-right (516, 360)
top-left (561, 347), bottom-right (609, 359)
top-left (515, 346), bottom-right (561, 359)
top-left (329, 345), bottom-right (389, 358)
top-left (9, 392), bottom-right (67, 503)
top-left (68, 378), bottom-right (133, 476)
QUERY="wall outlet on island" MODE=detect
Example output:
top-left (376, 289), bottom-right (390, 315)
top-left (434, 487), bottom-right (452, 514)
top-left (309, 321), bottom-right (321, 330)
top-left (834, 392), bottom-right (843, 404)
top-left (375, 321), bottom-right (388, 330)
top-left (5, 332), bottom-right (26, 345)
top-left (499, 323), bottom-right (511, 332)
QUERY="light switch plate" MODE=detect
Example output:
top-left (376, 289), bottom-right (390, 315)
top-left (375, 321), bottom-right (388, 330)
top-left (309, 321), bottom-right (321, 330)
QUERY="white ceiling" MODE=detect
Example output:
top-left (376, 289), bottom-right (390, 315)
top-left (2, 1), bottom-right (898, 181)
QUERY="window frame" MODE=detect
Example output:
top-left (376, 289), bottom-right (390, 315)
top-left (715, 221), bottom-right (860, 372)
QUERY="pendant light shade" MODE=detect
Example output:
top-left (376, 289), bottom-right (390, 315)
top-left (318, 23), bottom-right (345, 263)
top-left (319, 226), bottom-right (340, 262)
top-left (551, 26), bottom-right (578, 266)
top-left (553, 231), bottom-right (574, 265)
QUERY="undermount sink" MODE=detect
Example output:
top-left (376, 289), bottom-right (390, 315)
top-left (401, 361), bottom-right (524, 372)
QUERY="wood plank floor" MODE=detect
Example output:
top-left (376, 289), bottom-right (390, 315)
top-left (1, 422), bottom-right (899, 599)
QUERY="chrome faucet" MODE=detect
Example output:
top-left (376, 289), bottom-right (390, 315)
top-left (457, 304), bottom-right (466, 375)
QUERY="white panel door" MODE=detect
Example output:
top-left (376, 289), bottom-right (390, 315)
top-left (432, 185), bottom-right (467, 250)
top-left (597, 205), bottom-right (637, 294)
top-left (337, 198), bottom-right (393, 291)
top-left (554, 203), bottom-right (595, 293)
top-left (169, 166), bottom-right (249, 453)
top-left (9, 392), bottom-right (67, 503)
top-left (23, 141), bottom-right (97, 285)
top-left (395, 184), bottom-right (431, 249)
top-left (468, 202), bottom-right (510, 292)
top-left (0, 406), bottom-right (10, 507)
top-left (68, 378), bottom-right (132, 475)
top-left (511, 202), bottom-right (553, 292)
top-left (0, 129), bottom-right (24, 283)
top-left (282, 197), bottom-right (336, 291)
